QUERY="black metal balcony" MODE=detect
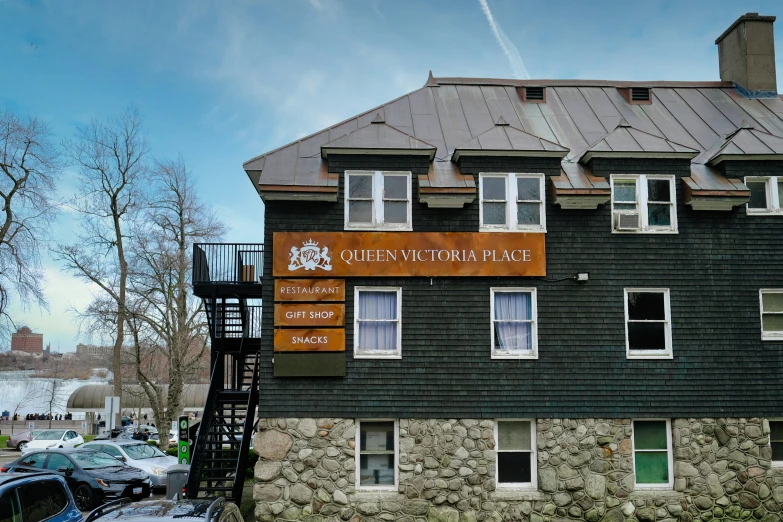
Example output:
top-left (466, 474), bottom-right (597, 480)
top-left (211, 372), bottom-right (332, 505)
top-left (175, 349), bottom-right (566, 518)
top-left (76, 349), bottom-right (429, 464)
top-left (192, 243), bottom-right (263, 298)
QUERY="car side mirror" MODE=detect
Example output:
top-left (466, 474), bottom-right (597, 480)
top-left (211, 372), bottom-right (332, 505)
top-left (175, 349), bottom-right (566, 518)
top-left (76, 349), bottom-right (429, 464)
top-left (57, 466), bottom-right (73, 476)
top-left (115, 456), bottom-right (126, 462)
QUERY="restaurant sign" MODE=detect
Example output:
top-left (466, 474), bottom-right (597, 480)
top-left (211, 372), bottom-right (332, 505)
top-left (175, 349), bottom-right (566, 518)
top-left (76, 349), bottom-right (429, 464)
top-left (273, 232), bottom-right (545, 277)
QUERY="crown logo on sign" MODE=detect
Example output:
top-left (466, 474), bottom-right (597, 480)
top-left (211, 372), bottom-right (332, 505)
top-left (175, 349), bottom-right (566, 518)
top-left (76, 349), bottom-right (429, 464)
top-left (288, 239), bottom-right (333, 272)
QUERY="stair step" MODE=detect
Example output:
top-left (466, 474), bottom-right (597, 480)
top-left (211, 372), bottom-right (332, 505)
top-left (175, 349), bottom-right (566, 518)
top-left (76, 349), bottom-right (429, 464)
top-left (200, 486), bottom-right (234, 492)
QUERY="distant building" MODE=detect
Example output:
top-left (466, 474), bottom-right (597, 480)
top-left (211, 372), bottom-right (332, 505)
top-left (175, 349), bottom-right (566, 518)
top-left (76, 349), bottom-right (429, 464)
top-left (75, 343), bottom-right (113, 357)
top-left (11, 327), bottom-right (43, 354)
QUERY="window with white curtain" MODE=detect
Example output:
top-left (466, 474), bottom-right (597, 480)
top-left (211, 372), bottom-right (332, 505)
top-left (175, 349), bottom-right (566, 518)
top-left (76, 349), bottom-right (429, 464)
top-left (354, 287), bottom-right (402, 358)
top-left (490, 288), bottom-right (538, 359)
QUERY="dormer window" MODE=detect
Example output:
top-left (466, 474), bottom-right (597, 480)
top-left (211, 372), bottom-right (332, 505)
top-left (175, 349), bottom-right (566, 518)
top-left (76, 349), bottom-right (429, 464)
top-left (345, 171), bottom-right (412, 230)
top-left (611, 175), bottom-right (677, 233)
top-left (479, 173), bottom-right (546, 232)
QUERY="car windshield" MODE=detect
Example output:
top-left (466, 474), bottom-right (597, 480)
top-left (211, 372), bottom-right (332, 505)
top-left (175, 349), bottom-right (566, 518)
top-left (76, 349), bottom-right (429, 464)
top-left (72, 451), bottom-right (127, 470)
top-left (34, 430), bottom-right (65, 441)
top-left (123, 444), bottom-right (166, 460)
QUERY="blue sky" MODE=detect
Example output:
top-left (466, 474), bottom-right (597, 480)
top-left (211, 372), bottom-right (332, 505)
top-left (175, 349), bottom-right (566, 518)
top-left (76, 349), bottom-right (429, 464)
top-left (1, 0), bottom-right (781, 351)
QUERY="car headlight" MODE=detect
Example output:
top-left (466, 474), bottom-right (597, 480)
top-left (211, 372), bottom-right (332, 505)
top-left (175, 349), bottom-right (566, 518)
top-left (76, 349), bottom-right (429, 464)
top-left (151, 467), bottom-right (167, 476)
top-left (96, 479), bottom-right (110, 487)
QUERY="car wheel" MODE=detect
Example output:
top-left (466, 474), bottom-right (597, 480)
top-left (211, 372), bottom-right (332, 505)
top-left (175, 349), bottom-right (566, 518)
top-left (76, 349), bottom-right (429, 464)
top-left (16, 441), bottom-right (27, 451)
top-left (74, 484), bottom-right (94, 511)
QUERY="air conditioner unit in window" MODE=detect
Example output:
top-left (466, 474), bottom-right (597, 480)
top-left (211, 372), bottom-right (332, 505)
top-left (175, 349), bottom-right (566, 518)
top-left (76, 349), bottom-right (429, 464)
top-left (614, 212), bottom-right (640, 231)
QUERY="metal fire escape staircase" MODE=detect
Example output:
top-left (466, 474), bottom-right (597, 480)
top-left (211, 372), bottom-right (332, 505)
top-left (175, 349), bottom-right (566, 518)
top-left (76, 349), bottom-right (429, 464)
top-left (188, 244), bottom-right (263, 503)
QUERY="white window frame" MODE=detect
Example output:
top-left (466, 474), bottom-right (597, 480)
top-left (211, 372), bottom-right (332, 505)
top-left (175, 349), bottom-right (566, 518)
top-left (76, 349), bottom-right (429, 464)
top-left (624, 288), bottom-right (673, 359)
top-left (494, 419), bottom-right (538, 490)
top-left (759, 289), bottom-right (783, 340)
top-left (745, 176), bottom-right (782, 215)
top-left (355, 419), bottom-right (399, 492)
top-left (632, 419), bottom-right (674, 489)
top-left (354, 287), bottom-right (402, 359)
top-left (344, 171), bottom-right (412, 230)
top-left (490, 288), bottom-right (538, 360)
top-left (610, 175), bottom-right (677, 234)
top-left (770, 418), bottom-right (783, 468)
top-left (479, 173), bottom-right (546, 232)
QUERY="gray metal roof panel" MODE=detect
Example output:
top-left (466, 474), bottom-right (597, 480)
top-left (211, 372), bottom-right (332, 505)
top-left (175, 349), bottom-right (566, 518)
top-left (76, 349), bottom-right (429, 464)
top-left (249, 77), bottom-right (783, 191)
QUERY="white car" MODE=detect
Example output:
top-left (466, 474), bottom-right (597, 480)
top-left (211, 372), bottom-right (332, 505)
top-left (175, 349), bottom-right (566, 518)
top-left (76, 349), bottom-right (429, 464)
top-left (21, 429), bottom-right (84, 454)
top-left (81, 440), bottom-right (178, 490)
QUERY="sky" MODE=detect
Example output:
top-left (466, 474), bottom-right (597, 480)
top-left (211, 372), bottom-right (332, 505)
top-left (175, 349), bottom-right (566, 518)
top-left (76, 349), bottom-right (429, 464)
top-left (1, 0), bottom-right (781, 351)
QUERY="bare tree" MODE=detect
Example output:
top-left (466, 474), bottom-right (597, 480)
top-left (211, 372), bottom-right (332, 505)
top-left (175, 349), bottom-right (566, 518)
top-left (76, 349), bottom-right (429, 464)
top-left (2, 375), bottom-right (42, 437)
top-left (42, 357), bottom-right (66, 428)
top-left (127, 158), bottom-right (223, 449)
top-left (55, 106), bottom-right (149, 397)
top-left (0, 111), bottom-right (59, 331)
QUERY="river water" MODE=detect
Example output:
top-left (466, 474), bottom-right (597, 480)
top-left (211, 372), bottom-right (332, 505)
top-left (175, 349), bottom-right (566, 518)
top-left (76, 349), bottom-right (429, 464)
top-left (0, 370), bottom-right (109, 420)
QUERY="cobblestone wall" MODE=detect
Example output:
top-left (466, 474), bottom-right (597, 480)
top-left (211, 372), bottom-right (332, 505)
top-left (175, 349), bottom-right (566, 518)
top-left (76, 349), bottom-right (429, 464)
top-left (253, 418), bottom-right (783, 522)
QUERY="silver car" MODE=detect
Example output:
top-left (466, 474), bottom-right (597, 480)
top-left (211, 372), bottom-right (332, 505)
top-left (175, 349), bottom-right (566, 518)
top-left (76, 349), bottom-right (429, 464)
top-left (81, 440), bottom-right (178, 490)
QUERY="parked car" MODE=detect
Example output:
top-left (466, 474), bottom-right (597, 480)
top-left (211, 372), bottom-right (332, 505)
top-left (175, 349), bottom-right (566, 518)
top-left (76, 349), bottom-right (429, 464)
top-left (7, 429), bottom-right (45, 451)
top-left (0, 472), bottom-right (82, 522)
top-left (148, 430), bottom-right (176, 446)
top-left (21, 429), bottom-right (84, 455)
top-left (80, 441), bottom-right (177, 491)
top-left (84, 497), bottom-right (244, 522)
top-left (2, 448), bottom-right (152, 510)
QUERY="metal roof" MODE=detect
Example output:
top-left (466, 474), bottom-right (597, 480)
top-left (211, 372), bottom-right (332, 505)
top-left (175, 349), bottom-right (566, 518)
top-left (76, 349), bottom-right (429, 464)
top-left (66, 384), bottom-right (208, 412)
top-left (245, 75), bottom-right (783, 194)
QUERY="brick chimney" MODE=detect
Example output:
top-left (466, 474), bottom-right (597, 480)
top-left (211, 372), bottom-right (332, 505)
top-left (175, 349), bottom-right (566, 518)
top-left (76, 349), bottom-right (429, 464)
top-left (715, 13), bottom-right (777, 95)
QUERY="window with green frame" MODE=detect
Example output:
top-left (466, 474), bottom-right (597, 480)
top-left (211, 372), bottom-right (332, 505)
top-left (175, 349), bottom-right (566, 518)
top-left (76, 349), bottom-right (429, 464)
top-left (633, 420), bottom-right (672, 487)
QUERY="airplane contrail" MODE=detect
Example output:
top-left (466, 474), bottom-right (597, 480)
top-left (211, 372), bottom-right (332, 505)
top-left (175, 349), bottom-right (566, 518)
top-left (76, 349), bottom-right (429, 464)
top-left (478, 0), bottom-right (530, 79)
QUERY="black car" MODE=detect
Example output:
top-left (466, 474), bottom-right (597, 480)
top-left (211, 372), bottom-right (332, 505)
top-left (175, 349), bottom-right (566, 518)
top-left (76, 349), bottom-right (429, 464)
top-left (85, 497), bottom-right (244, 522)
top-left (3, 448), bottom-right (152, 511)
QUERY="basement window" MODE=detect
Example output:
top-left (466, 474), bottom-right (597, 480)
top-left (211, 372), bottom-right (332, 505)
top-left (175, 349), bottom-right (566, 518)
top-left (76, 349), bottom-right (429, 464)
top-left (760, 290), bottom-right (783, 340)
top-left (611, 175), bottom-right (677, 233)
top-left (745, 177), bottom-right (783, 215)
top-left (771, 420), bottom-right (783, 467)
top-left (345, 171), bottom-right (412, 230)
top-left (495, 420), bottom-right (537, 489)
top-left (632, 419), bottom-right (673, 488)
top-left (357, 420), bottom-right (398, 490)
top-left (624, 289), bottom-right (673, 359)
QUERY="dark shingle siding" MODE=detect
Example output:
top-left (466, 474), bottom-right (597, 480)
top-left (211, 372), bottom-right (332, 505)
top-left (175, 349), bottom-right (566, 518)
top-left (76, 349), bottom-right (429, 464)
top-left (259, 156), bottom-right (783, 418)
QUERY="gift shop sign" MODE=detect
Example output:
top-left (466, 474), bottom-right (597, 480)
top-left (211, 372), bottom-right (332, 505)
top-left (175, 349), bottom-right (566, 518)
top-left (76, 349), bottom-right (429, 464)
top-left (273, 232), bottom-right (545, 277)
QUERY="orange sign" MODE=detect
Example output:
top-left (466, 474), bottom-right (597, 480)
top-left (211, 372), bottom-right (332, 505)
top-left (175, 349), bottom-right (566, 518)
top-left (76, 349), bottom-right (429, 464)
top-left (274, 279), bottom-right (346, 302)
top-left (274, 304), bottom-right (345, 327)
top-left (274, 329), bottom-right (345, 352)
top-left (273, 232), bottom-right (545, 277)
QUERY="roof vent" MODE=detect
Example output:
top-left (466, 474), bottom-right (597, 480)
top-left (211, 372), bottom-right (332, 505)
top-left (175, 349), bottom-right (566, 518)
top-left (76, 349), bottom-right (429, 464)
top-left (619, 87), bottom-right (652, 104)
top-left (523, 86), bottom-right (545, 102)
top-left (631, 87), bottom-right (650, 102)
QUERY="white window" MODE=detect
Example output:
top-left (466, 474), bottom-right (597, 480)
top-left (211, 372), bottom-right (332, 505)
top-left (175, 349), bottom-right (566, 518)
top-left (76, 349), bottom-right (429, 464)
top-left (632, 419), bottom-right (673, 489)
top-left (624, 289), bottom-right (672, 359)
top-left (490, 288), bottom-right (538, 359)
top-left (745, 177), bottom-right (783, 214)
top-left (760, 289), bottom-right (783, 340)
top-left (479, 173), bottom-right (545, 232)
top-left (611, 175), bottom-right (677, 233)
top-left (495, 420), bottom-right (537, 489)
top-left (345, 171), bottom-right (411, 230)
top-left (354, 287), bottom-right (402, 359)
top-left (770, 419), bottom-right (783, 467)
top-left (356, 420), bottom-right (398, 490)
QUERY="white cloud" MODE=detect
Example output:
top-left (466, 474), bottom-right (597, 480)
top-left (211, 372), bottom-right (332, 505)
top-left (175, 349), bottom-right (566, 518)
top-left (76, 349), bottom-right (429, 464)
top-left (477, 0), bottom-right (530, 79)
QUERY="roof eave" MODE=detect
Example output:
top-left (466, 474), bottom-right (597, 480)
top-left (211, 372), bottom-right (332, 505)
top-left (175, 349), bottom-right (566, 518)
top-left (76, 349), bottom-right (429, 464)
top-left (258, 185), bottom-right (338, 202)
top-left (580, 151), bottom-right (699, 163)
top-left (452, 150), bottom-right (568, 162)
top-left (707, 153), bottom-right (783, 166)
top-left (321, 147), bottom-right (435, 161)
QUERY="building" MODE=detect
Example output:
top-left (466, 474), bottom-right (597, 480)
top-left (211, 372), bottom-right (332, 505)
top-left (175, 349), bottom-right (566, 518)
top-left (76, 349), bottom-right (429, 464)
top-left (11, 326), bottom-right (43, 354)
top-left (190, 13), bottom-right (783, 519)
top-left (75, 343), bottom-right (113, 358)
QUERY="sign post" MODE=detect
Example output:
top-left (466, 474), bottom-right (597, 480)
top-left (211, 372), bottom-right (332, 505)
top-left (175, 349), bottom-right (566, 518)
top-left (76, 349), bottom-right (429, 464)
top-left (104, 396), bottom-right (120, 431)
top-left (81, 421), bottom-right (87, 435)
top-left (28, 421), bottom-right (34, 431)
top-left (177, 416), bottom-right (190, 465)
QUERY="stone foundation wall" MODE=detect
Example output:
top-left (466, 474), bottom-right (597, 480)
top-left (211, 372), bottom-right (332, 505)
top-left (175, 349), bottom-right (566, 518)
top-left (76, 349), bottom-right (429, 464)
top-left (253, 418), bottom-right (783, 522)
